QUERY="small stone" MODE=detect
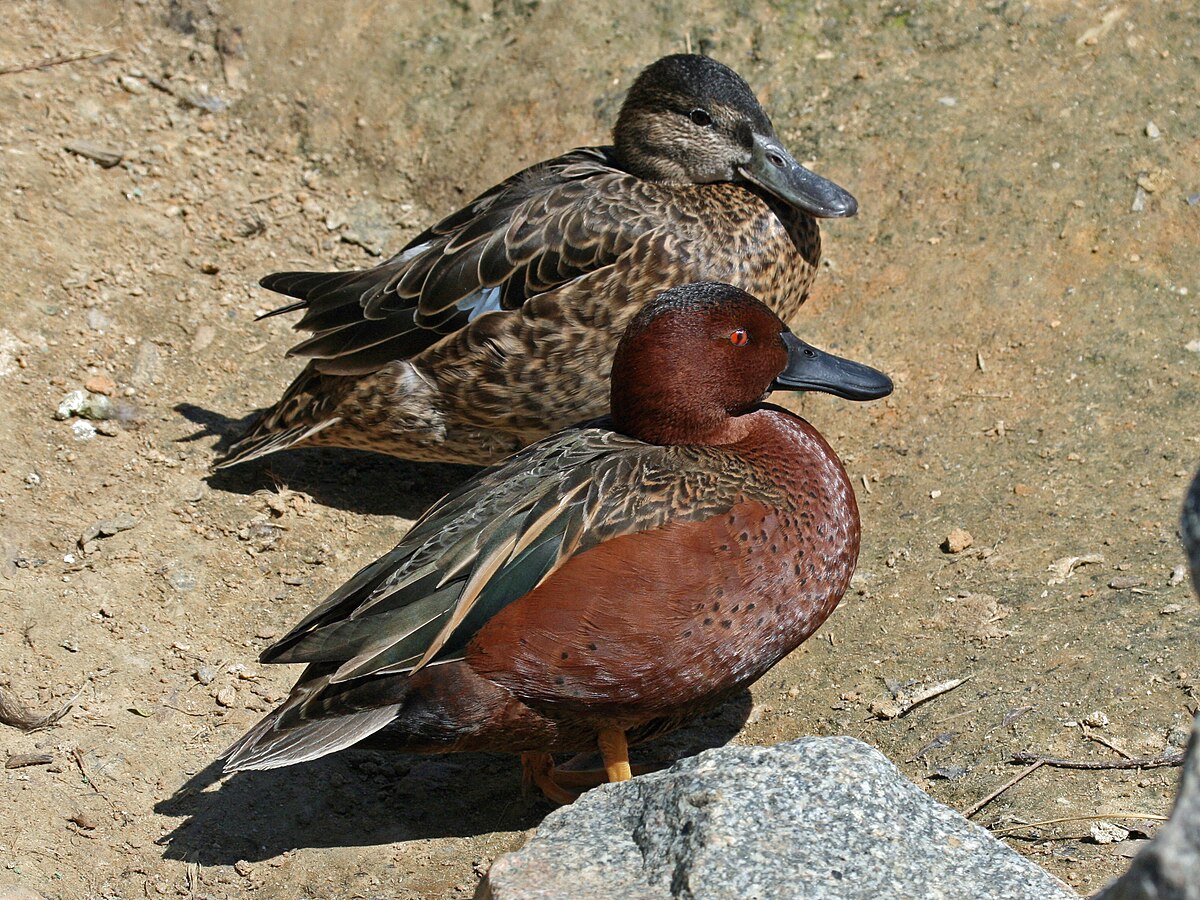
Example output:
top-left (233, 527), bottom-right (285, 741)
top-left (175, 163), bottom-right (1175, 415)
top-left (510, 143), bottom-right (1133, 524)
top-left (234, 860), bottom-right (253, 877)
top-left (69, 810), bottom-right (97, 830)
top-left (131, 341), bottom-right (162, 387)
top-left (1109, 575), bottom-right (1145, 590)
top-left (1145, 121), bottom-right (1161, 139)
top-left (1084, 710), bottom-right (1110, 728)
top-left (199, 261), bottom-right (220, 275)
top-left (1186, 339), bottom-right (1200, 354)
top-left (71, 420), bottom-right (96, 441)
top-left (255, 626), bottom-right (279, 640)
top-left (191, 325), bottom-right (216, 353)
top-left (119, 75), bottom-right (146, 94)
top-left (84, 374), bottom-right (116, 395)
top-left (216, 686), bottom-right (237, 707)
top-left (941, 528), bottom-right (974, 554)
top-left (1161, 604), bottom-right (1183, 615)
top-left (1090, 821), bottom-right (1130, 844)
top-left (1131, 186), bottom-right (1147, 213)
top-left (194, 665), bottom-right (216, 686)
top-left (1136, 169), bottom-right (1170, 193)
top-left (1013, 483), bottom-right (1034, 497)
top-left (1170, 565), bottom-right (1187, 586)
top-left (5, 752), bottom-right (53, 769)
top-left (64, 140), bottom-right (123, 168)
top-left (55, 389), bottom-right (114, 421)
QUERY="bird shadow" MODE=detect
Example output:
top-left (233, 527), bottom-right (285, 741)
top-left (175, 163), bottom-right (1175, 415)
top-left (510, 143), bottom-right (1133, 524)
top-left (155, 691), bottom-right (752, 863)
top-left (175, 402), bottom-right (479, 520)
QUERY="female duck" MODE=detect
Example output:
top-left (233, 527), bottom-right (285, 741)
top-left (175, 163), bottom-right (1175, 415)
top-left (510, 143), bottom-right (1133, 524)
top-left (217, 54), bottom-right (857, 468)
top-left (222, 282), bottom-right (891, 801)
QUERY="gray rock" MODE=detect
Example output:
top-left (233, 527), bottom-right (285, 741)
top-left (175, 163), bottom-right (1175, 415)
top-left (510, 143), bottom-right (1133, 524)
top-left (1093, 468), bottom-right (1200, 900)
top-left (479, 737), bottom-right (1077, 900)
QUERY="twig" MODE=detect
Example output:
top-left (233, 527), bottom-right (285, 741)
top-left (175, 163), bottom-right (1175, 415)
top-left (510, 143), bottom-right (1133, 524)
top-left (962, 759), bottom-right (1045, 819)
top-left (0, 684), bottom-right (79, 731)
top-left (1012, 750), bottom-right (1185, 770)
top-left (990, 812), bottom-right (1168, 836)
top-left (0, 50), bottom-right (111, 76)
top-left (1083, 727), bottom-right (1134, 759)
top-left (871, 676), bottom-right (971, 720)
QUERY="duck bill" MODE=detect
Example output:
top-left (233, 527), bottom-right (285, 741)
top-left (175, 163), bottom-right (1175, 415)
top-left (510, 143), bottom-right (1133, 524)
top-left (739, 133), bottom-right (858, 218)
top-left (772, 332), bottom-right (892, 401)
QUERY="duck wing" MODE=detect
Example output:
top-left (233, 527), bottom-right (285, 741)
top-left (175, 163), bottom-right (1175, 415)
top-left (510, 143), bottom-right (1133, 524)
top-left (256, 423), bottom-right (758, 685)
top-left (259, 148), bottom-right (668, 375)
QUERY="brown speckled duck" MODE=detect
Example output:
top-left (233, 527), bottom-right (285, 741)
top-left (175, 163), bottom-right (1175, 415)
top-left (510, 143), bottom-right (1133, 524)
top-left (216, 54), bottom-right (857, 468)
top-left (221, 282), bottom-right (891, 802)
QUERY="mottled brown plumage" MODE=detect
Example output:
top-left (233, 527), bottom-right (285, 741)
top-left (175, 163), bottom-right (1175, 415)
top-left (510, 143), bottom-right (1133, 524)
top-left (221, 283), bottom-right (892, 801)
top-left (217, 54), bottom-right (857, 468)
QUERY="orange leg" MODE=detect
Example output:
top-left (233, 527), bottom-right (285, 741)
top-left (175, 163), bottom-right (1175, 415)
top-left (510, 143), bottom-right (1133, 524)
top-left (520, 751), bottom-right (579, 805)
top-left (597, 727), bottom-right (632, 782)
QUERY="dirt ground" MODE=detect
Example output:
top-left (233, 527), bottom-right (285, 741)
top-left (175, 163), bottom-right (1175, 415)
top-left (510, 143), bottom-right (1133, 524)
top-left (1, 1), bottom-right (1197, 897)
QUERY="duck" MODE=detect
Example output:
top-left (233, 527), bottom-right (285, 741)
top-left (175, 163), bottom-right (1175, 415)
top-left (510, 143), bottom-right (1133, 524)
top-left (221, 281), bottom-right (892, 802)
top-left (216, 53), bottom-right (858, 468)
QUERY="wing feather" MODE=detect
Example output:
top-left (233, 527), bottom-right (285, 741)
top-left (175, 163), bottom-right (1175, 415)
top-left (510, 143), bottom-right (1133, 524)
top-left (255, 148), bottom-right (671, 373)
top-left (257, 424), bottom-right (758, 687)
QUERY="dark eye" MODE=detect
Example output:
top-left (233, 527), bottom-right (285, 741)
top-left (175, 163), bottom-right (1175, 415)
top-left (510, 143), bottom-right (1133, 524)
top-left (689, 108), bottom-right (713, 127)
top-left (729, 328), bottom-right (749, 347)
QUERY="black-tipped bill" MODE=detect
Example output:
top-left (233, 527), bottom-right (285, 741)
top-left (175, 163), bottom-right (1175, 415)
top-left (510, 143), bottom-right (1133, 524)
top-left (739, 133), bottom-right (858, 218)
top-left (773, 332), bottom-right (892, 401)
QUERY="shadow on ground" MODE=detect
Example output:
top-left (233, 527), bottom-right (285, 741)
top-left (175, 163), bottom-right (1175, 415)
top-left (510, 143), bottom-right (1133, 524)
top-left (176, 402), bottom-right (479, 519)
top-left (156, 691), bottom-right (752, 863)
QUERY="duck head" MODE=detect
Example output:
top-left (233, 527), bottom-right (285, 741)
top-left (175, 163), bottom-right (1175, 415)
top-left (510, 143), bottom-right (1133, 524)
top-left (613, 54), bottom-right (857, 218)
top-left (610, 282), bottom-right (892, 445)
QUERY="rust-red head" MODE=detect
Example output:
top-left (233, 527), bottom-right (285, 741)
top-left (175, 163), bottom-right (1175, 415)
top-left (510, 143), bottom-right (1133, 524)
top-left (610, 282), bottom-right (892, 445)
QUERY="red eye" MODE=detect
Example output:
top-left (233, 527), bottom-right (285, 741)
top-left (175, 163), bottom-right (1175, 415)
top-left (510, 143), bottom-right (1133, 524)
top-left (729, 328), bottom-right (749, 347)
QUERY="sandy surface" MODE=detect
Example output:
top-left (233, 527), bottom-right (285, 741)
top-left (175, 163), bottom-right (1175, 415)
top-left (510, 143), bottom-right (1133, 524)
top-left (1, 1), bottom-right (1197, 897)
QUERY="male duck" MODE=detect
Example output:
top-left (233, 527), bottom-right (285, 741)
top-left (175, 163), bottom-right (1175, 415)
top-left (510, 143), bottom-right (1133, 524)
top-left (217, 54), bottom-right (857, 468)
top-left (222, 282), bottom-right (891, 802)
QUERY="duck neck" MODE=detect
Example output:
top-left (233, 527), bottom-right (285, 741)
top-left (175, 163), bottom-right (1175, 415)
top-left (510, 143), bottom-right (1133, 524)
top-left (611, 389), bottom-right (753, 447)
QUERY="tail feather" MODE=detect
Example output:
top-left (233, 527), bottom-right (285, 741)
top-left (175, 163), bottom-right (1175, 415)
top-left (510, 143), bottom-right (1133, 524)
top-left (223, 696), bottom-right (400, 771)
top-left (213, 418), bottom-right (340, 470)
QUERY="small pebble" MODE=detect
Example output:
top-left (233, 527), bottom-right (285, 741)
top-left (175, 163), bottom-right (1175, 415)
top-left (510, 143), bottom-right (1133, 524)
top-left (119, 74), bottom-right (146, 94)
top-left (1145, 121), bottom-right (1161, 139)
top-left (941, 528), bottom-right (974, 554)
top-left (1083, 710), bottom-right (1109, 728)
top-left (84, 374), bottom-right (116, 396)
top-left (1169, 564), bottom-right (1186, 586)
top-left (195, 665), bottom-right (216, 686)
top-left (69, 810), bottom-right (97, 830)
top-left (1109, 575), bottom-right (1144, 590)
top-left (1090, 821), bottom-right (1129, 844)
top-left (64, 140), bottom-right (123, 168)
top-left (216, 686), bottom-right (237, 707)
top-left (234, 860), bottom-right (253, 877)
top-left (5, 752), bottom-right (53, 769)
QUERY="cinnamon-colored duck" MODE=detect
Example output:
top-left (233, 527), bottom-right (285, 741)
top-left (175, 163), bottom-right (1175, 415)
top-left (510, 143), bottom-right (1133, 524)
top-left (221, 282), bottom-right (891, 801)
top-left (216, 54), bottom-right (857, 468)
